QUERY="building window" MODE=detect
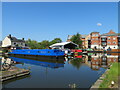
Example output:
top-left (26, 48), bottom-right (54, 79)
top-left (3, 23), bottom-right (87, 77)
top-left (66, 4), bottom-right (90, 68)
top-left (96, 62), bottom-right (98, 64)
top-left (108, 37), bottom-right (110, 40)
top-left (92, 34), bottom-right (98, 37)
top-left (14, 42), bottom-right (16, 45)
top-left (113, 42), bottom-right (116, 44)
top-left (102, 42), bottom-right (106, 45)
top-left (113, 38), bottom-right (116, 40)
top-left (92, 34), bottom-right (95, 37)
top-left (108, 42), bottom-right (111, 44)
top-left (25, 44), bottom-right (28, 46)
top-left (114, 59), bottom-right (116, 62)
top-left (96, 34), bottom-right (98, 36)
top-left (94, 42), bottom-right (97, 45)
top-left (94, 58), bottom-right (97, 60)
top-left (118, 39), bottom-right (120, 41)
top-left (101, 38), bottom-right (106, 41)
top-left (103, 58), bottom-right (106, 60)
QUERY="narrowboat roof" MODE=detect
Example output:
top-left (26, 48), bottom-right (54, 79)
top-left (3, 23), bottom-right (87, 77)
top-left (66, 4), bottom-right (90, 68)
top-left (12, 49), bottom-right (62, 51)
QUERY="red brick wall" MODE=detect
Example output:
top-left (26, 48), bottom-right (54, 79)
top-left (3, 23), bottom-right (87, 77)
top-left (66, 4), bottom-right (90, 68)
top-left (107, 36), bottom-right (118, 45)
top-left (91, 32), bottom-right (100, 45)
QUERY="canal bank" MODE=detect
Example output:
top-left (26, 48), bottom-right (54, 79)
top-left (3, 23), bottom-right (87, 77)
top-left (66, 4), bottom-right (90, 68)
top-left (90, 62), bottom-right (119, 89)
top-left (90, 67), bottom-right (110, 89)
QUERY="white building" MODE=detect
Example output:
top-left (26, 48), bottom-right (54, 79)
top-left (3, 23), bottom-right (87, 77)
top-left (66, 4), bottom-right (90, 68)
top-left (2, 34), bottom-right (28, 49)
top-left (0, 41), bottom-right (2, 47)
top-left (49, 42), bottom-right (78, 50)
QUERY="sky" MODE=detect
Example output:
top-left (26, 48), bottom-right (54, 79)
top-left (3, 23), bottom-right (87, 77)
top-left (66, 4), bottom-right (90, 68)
top-left (2, 2), bottom-right (118, 42)
top-left (2, 0), bottom-right (120, 2)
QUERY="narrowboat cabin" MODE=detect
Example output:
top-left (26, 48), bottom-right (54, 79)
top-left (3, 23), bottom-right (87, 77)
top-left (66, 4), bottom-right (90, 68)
top-left (8, 49), bottom-right (65, 60)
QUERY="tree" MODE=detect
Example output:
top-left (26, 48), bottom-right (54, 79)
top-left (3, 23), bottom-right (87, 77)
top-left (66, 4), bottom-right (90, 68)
top-left (26, 39), bottom-right (39, 49)
top-left (25, 38), bottom-right (62, 49)
top-left (70, 33), bottom-right (82, 48)
top-left (50, 38), bottom-right (62, 45)
top-left (70, 58), bottom-right (83, 69)
top-left (39, 40), bottom-right (50, 49)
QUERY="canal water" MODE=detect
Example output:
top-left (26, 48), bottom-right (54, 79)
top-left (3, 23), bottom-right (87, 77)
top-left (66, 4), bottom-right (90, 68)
top-left (2, 53), bottom-right (120, 88)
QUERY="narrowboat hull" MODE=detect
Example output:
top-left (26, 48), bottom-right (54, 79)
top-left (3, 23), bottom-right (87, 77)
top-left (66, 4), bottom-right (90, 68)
top-left (8, 54), bottom-right (65, 61)
top-left (8, 49), bottom-right (65, 61)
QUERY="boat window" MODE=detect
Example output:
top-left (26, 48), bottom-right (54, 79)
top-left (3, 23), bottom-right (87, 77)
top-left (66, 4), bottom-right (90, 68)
top-left (38, 51), bottom-right (41, 53)
top-left (41, 51), bottom-right (46, 53)
top-left (54, 50), bottom-right (58, 52)
top-left (48, 51), bottom-right (50, 53)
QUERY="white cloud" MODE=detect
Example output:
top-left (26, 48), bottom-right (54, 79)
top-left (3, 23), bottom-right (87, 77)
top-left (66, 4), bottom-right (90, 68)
top-left (97, 23), bottom-right (102, 26)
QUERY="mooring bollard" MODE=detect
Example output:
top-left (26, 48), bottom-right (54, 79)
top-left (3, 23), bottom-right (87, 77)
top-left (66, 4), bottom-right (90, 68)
top-left (111, 81), bottom-right (114, 87)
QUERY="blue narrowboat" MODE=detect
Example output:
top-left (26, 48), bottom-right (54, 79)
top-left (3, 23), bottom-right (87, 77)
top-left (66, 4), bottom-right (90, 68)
top-left (8, 49), bottom-right (65, 60)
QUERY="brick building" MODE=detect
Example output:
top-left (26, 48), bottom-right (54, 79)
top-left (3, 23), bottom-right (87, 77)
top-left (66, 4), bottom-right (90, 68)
top-left (100, 30), bottom-right (119, 50)
top-left (81, 34), bottom-right (88, 49)
top-left (67, 34), bottom-right (90, 49)
top-left (90, 32), bottom-right (100, 50)
top-left (67, 30), bottom-right (120, 50)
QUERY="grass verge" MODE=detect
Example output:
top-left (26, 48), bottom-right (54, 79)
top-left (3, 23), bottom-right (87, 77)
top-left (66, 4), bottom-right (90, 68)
top-left (99, 62), bottom-right (120, 88)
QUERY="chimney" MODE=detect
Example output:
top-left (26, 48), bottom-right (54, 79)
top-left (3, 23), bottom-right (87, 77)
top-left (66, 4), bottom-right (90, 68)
top-left (22, 38), bottom-right (24, 40)
top-left (8, 34), bottom-right (11, 38)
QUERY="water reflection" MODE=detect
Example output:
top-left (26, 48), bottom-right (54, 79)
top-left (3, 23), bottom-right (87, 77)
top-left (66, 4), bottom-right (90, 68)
top-left (68, 58), bottom-right (83, 69)
top-left (66, 53), bottom-right (120, 70)
top-left (2, 53), bottom-right (120, 88)
top-left (1, 57), bottom-right (22, 71)
top-left (2, 53), bottom-right (119, 71)
top-left (9, 57), bottom-right (64, 69)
